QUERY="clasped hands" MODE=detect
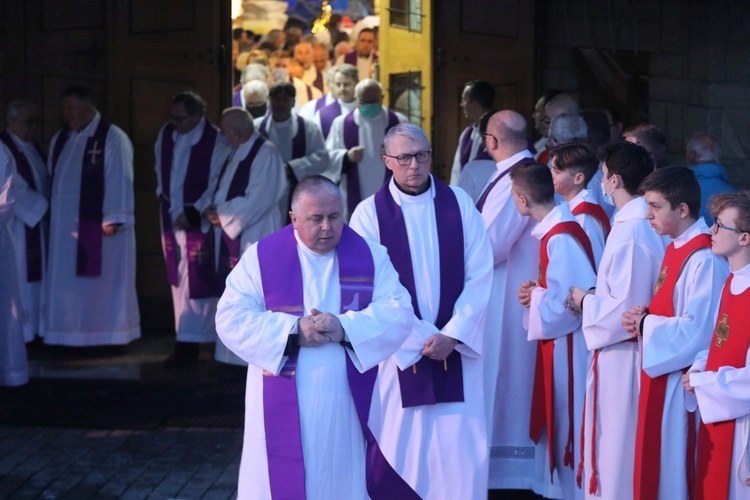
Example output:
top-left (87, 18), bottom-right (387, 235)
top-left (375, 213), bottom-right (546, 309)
top-left (621, 305), bottom-right (648, 338)
top-left (422, 333), bottom-right (457, 361)
top-left (298, 308), bottom-right (345, 347)
top-left (517, 280), bottom-right (539, 308)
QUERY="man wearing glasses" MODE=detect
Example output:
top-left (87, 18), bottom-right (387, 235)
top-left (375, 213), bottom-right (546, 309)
top-left (350, 123), bottom-right (493, 499)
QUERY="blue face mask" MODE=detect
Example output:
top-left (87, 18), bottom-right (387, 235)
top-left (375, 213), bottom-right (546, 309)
top-left (600, 175), bottom-right (616, 206)
top-left (359, 103), bottom-right (382, 119)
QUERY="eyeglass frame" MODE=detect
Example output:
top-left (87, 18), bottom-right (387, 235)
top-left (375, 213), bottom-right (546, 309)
top-left (482, 133), bottom-right (498, 146)
top-left (712, 216), bottom-right (748, 234)
top-left (383, 150), bottom-right (432, 166)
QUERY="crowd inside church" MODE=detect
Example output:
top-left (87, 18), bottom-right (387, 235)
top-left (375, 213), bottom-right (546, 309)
top-left (1, 20), bottom-right (748, 500)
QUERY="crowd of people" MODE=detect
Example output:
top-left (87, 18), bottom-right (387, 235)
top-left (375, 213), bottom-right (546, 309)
top-left (0, 24), bottom-right (746, 500)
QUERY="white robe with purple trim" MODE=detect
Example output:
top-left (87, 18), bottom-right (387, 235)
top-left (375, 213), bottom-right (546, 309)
top-left (350, 176), bottom-right (493, 499)
top-left (45, 113), bottom-right (140, 346)
top-left (215, 231), bottom-right (412, 499)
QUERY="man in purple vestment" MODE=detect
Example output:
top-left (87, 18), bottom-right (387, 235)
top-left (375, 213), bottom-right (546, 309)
top-left (450, 80), bottom-right (495, 186)
top-left (336, 28), bottom-right (377, 81)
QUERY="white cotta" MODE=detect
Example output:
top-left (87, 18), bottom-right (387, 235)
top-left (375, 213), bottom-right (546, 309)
top-left (568, 188), bottom-right (607, 268)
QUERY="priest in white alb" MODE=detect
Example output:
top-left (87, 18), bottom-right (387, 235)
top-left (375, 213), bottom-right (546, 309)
top-left (45, 85), bottom-right (140, 346)
top-left (350, 124), bottom-right (493, 499)
top-left (312, 64), bottom-right (358, 141)
top-left (215, 175), bottom-right (415, 499)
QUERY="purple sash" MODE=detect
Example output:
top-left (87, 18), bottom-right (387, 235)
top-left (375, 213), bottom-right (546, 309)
top-left (216, 136), bottom-right (265, 294)
top-left (51, 118), bottom-right (111, 277)
top-left (159, 121), bottom-right (218, 298)
top-left (374, 180), bottom-right (466, 407)
top-left (257, 224), bottom-right (419, 499)
top-left (258, 115), bottom-right (306, 160)
top-left (312, 69), bottom-right (324, 92)
top-left (343, 108), bottom-right (399, 216)
top-left (344, 51), bottom-right (378, 66)
top-left (459, 125), bottom-right (487, 170)
top-left (232, 88), bottom-right (242, 107)
top-left (318, 100), bottom-right (342, 139)
top-left (0, 131), bottom-right (43, 282)
top-left (475, 155), bottom-right (534, 213)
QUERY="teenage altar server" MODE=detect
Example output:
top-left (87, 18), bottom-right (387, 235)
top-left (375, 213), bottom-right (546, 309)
top-left (567, 142), bottom-right (665, 499)
top-left (684, 191), bottom-right (750, 500)
top-left (350, 123), bottom-right (493, 499)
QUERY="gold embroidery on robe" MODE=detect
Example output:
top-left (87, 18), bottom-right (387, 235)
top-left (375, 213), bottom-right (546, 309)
top-left (715, 314), bottom-right (729, 347)
top-left (654, 266), bottom-right (668, 295)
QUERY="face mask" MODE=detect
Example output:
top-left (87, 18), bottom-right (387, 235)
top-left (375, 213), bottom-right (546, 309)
top-left (246, 103), bottom-right (268, 118)
top-left (600, 175), bottom-right (616, 206)
top-left (359, 103), bottom-right (382, 119)
top-left (272, 68), bottom-right (289, 82)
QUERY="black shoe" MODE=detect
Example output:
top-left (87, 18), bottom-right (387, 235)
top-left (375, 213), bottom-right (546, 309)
top-left (163, 342), bottom-right (200, 368)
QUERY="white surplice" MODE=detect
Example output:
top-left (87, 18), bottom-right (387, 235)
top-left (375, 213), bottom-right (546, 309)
top-left (479, 150), bottom-right (541, 489)
top-left (324, 107), bottom-right (406, 219)
top-left (526, 204), bottom-right (597, 500)
top-left (450, 123), bottom-right (484, 186)
top-left (568, 189), bottom-right (607, 268)
top-left (6, 132), bottom-right (49, 340)
top-left (298, 93), bottom-right (335, 121)
top-left (209, 133), bottom-right (286, 365)
top-left (687, 263), bottom-right (750, 500)
top-left (349, 176), bottom-right (493, 500)
top-left (45, 113), bottom-right (140, 346)
top-left (154, 117), bottom-right (222, 343)
top-left (215, 231), bottom-right (413, 500)
top-left (640, 218), bottom-right (728, 499)
top-left (0, 145), bottom-right (28, 386)
top-left (578, 196), bottom-right (665, 499)
top-left (457, 158), bottom-right (496, 203)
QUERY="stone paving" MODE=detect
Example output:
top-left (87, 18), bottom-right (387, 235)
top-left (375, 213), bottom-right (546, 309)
top-left (0, 425), bottom-right (242, 499)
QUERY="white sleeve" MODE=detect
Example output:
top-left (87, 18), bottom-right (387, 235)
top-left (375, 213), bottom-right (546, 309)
top-left (288, 118), bottom-right (329, 179)
top-left (324, 116), bottom-right (347, 183)
top-left (102, 126), bottom-right (135, 226)
top-left (691, 348), bottom-right (750, 424)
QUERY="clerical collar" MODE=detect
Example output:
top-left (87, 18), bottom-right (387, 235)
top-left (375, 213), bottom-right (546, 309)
top-left (394, 177), bottom-right (431, 196)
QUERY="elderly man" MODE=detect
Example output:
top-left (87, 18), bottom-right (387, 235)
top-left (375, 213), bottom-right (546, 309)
top-left (450, 80), bottom-right (496, 185)
top-left (254, 81), bottom-right (328, 222)
top-left (686, 132), bottom-right (736, 226)
top-left (313, 64), bottom-right (358, 140)
top-left (1, 99), bottom-right (48, 341)
top-left (154, 91), bottom-right (223, 367)
top-left (539, 93), bottom-right (580, 164)
top-left (350, 123), bottom-right (493, 499)
top-left (242, 80), bottom-right (269, 119)
top-left (325, 78), bottom-right (406, 219)
top-left (46, 85), bottom-right (139, 346)
top-left (336, 28), bottom-right (377, 81)
top-left (204, 107), bottom-right (285, 365)
top-left (216, 175), bottom-right (414, 499)
top-left (476, 110), bottom-right (540, 490)
top-left (295, 41), bottom-right (325, 94)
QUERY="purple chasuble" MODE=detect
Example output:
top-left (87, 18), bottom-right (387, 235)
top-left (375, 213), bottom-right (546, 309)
top-left (343, 109), bottom-right (399, 216)
top-left (257, 224), bottom-right (419, 499)
top-left (318, 100), bottom-right (342, 139)
top-left (257, 114), bottom-right (306, 160)
top-left (0, 131), bottom-right (43, 282)
top-left (475, 155), bottom-right (534, 213)
top-left (159, 121), bottom-right (218, 298)
top-left (215, 137), bottom-right (266, 294)
top-left (52, 118), bottom-right (112, 277)
top-left (374, 179), bottom-right (466, 407)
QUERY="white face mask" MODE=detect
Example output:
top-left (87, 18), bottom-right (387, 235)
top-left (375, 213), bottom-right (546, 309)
top-left (600, 175), bottom-right (616, 206)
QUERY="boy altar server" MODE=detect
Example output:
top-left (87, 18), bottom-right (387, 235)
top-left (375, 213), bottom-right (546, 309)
top-left (567, 142), bottom-right (665, 499)
top-left (684, 191), bottom-right (750, 500)
top-left (624, 167), bottom-right (728, 500)
top-left (513, 162), bottom-right (597, 499)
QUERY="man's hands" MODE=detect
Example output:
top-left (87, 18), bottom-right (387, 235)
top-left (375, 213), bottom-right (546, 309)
top-left (517, 280), bottom-right (539, 308)
top-left (102, 224), bottom-right (120, 236)
top-left (347, 146), bottom-right (364, 163)
top-left (202, 205), bottom-right (221, 227)
top-left (682, 369), bottom-right (699, 394)
top-left (298, 308), bottom-right (345, 347)
top-left (622, 305), bottom-right (648, 337)
top-left (422, 333), bottom-right (458, 361)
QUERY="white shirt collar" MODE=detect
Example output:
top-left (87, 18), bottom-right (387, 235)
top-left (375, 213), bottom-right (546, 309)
top-left (495, 150), bottom-right (533, 173)
top-left (730, 262), bottom-right (750, 294)
top-left (613, 196), bottom-right (647, 222)
top-left (531, 203), bottom-right (575, 240)
top-left (672, 218), bottom-right (710, 249)
top-left (387, 174), bottom-right (435, 206)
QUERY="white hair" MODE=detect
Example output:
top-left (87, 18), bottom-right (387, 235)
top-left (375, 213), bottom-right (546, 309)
top-left (241, 63), bottom-right (269, 84)
top-left (242, 80), bottom-right (269, 102)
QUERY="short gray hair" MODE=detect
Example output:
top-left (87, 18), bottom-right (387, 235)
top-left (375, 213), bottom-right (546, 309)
top-left (241, 63), bottom-right (269, 84)
top-left (354, 78), bottom-right (381, 98)
top-left (383, 123), bottom-right (429, 154)
top-left (6, 99), bottom-right (39, 122)
top-left (687, 132), bottom-right (721, 164)
top-left (549, 114), bottom-right (588, 145)
top-left (291, 175), bottom-right (344, 212)
top-left (333, 63), bottom-right (358, 83)
top-left (243, 80), bottom-right (269, 102)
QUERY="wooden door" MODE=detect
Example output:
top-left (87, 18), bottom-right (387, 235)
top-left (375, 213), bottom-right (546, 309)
top-left (432, 0), bottom-right (535, 181)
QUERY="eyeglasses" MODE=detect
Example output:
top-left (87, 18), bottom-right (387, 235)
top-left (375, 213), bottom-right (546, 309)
top-left (383, 150), bottom-right (431, 166)
top-left (482, 133), bottom-right (498, 145)
top-left (712, 217), bottom-right (747, 234)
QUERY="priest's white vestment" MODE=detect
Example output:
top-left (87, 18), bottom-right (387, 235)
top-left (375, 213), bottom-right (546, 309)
top-left (450, 122), bottom-right (484, 186)
top-left (45, 113), bottom-right (140, 346)
top-left (349, 176), bottom-right (493, 500)
top-left (458, 158), bottom-right (496, 203)
top-left (215, 231), bottom-right (412, 500)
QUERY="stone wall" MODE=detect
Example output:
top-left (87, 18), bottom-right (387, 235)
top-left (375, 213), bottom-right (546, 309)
top-left (540, 0), bottom-right (750, 188)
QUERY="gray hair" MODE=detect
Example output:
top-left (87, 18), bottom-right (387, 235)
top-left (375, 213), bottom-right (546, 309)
top-left (383, 123), bottom-right (429, 154)
top-left (5, 99), bottom-right (39, 122)
top-left (354, 78), bottom-right (381, 98)
top-left (291, 175), bottom-right (344, 212)
top-left (241, 63), bottom-right (269, 84)
top-left (242, 80), bottom-right (269, 102)
top-left (549, 114), bottom-right (588, 145)
top-left (687, 132), bottom-right (721, 164)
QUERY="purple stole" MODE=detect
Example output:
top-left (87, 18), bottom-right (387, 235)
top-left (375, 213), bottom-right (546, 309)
top-left (257, 115), bottom-right (306, 160)
top-left (374, 180), bottom-right (466, 407)
top-left (257, 224), bottom-right (419, 499)
top-left (343, 108), bottom-right (399, 215)
top-left (318, 100), bottom-right (342, 139)
top-left (312, 68), bottom-right (324, 92)
top-left (314, 95), bottom-right (328, 113)
top-left (159, 121), bottom-right (218, 298)
top-left (475, 154), bottom-right (535, 213)
top-left (215, 137), bottom-right (266, 293)
top-left (0, 131), bottom-right (43, 282)
top-left (232, 88), bottom-right (242, 107)
top-left (344, 51), bottom-right (378, 65)
top-left (459, 125), bottom-right (487, 170)
top-left (51, 118), bottom-right (111, 277)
